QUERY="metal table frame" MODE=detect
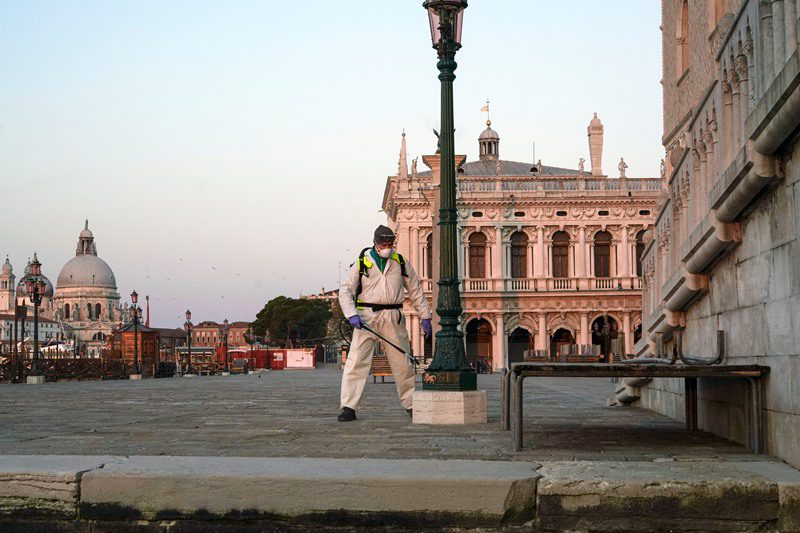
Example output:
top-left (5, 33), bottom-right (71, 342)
top-left (500, 363), bottom-right (769, 453)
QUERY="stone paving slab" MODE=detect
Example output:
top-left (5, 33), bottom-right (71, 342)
top-left (79, 456), bottom-right (539, 526)
top-left (534, 459), bottom-right (791, 531)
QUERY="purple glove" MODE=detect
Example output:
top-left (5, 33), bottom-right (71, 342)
top-left (422, 319), bottom-right (433, 339)
top-left (348, 315), bottom-right (364, 330)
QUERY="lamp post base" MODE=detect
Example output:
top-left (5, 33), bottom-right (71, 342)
top-left (129, 374), bottom-right (143, 381)
top-left (412, 389), bottom-right (487, 425)
top-left (422, 370), bottom-right (477, 391)
top-left (26, 375), bottom-right (45, 385)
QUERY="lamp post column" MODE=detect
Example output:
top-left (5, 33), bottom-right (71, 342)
top-left (129, 290), bottom-right (142, 379)
top-left (424, 1), bottom-right (475, 391)
top-left (25, 256), bottom-right (47, 385)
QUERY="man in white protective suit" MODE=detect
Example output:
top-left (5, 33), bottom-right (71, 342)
top-left (337, 225), bottom-right (432, 422)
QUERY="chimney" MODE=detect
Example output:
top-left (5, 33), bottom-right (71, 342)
top-left (145, 295), bottom-right (150, 327)
top-left (588, 113), bottom-right (604, 176)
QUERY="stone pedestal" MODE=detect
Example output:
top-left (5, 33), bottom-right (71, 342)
top-left (412, 390), bottom-right (488, 425)
top-left (129, 374), bottom-right (142, 381)
top-left (26, 375), bottom-right (45, 385)
top-left (222, 372), bottom-right (230, 376)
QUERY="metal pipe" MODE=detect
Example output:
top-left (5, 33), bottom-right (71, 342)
top-left (676, 329), bottom-right (725, 365)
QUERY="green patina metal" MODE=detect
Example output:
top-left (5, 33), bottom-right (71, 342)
top-left (422, 0), bottom-right (476, 391)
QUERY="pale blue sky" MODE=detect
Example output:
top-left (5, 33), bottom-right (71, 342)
top-left (0, 1), bottom-right (662, 326)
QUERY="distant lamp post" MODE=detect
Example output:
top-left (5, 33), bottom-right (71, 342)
top-left (184, 309), bottom-right (193, 375)
top-left (24, 254), bottom-right (48, 383)
top-left (222, 318), bottom-right (230, 374)
top-left (421, 0), bottom-right (476, 391)
top-left (129, 290), bottom-right (142, 377)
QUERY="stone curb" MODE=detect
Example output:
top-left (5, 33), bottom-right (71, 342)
top-left (1, 455), bottom-right (800, 530)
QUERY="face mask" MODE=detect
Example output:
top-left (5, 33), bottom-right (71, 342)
top-left (377, 247), bottom-right (392, 259)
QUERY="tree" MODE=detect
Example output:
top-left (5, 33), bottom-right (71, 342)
top-left (251, 296), bottom-right (332, 348)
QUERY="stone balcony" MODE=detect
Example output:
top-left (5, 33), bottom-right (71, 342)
top-left (421, 276), bottom-right (643, 294)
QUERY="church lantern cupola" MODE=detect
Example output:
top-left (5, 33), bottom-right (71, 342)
top-left (479, 120), bottom-right (500, 161)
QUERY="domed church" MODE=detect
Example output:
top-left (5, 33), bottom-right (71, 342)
top-left (54, 221), bottom-right (124, 355)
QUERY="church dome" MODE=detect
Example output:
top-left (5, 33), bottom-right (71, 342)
top-left (56, 221), bottom-right (118, 290)
top-left (2, 257), bottom-right (11, 275)
top-left (57, 255), bottom-right (117, 289)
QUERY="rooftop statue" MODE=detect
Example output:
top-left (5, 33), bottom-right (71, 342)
top-left (618, 157), bottom-right (628, 178)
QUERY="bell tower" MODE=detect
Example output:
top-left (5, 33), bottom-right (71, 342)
top-left (0, 256), bottom-right (15, 313)
top-left (478, 120), bottom-right (500, 161)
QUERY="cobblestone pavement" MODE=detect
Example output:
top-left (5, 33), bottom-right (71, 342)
top-left (0, 367), bottom-right (760, 461)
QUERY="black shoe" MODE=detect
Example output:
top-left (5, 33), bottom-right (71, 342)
top-left (406, 408), bottom-right (413, 418)
top-left (338, 407), bottom-right (357, 422)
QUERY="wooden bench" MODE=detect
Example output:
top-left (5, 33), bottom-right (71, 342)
top-left (371, 355), bottom-right (393, 383)
top-left (501, 362), bottom-right (770, 453)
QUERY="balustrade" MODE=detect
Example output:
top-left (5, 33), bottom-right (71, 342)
top-left (457, 177), bottom-right (662, 194)
top-left (505, 278), bottom-right (536, 291)
top-left (593, 277), bottom-right (616, 290)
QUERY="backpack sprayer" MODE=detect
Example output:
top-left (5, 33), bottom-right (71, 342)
top-left (338, 317), bottom-right (419, 372)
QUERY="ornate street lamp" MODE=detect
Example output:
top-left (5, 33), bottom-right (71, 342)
top-left (222, 318), bottom-right (230, 374)
top-left (184, 309), bottom-right (194, 375)
top-left (129, 290), bottom-right (141, 376)
top-left (421, 0), bottom-right (476, 391)
top-left (24, 255), bottom-right (47, 381)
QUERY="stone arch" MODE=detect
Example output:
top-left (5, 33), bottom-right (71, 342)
top-left (461, 313), bottom-right (495, 333)
top-left (546, 314), bottom-right (579, 337)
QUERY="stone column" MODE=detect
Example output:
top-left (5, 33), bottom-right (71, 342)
top-left (527, 241), bottom-right (534, 279)
top-left (491, 228), bottom-right (503, 281)
top-left (576, 226), bottom-right (586, 277)
top-left (580, 312), bottom-right (589, 346)
top-left (535, 226), bottom-right (545, 278)
top-left (623, 313), bottom-right (633, 356)
top-left (536, 314), bottom-right (547, 351)
top-left (494, 313), bottom-right (505, 370)
top-left (410, 226), bottom-right (419, 271)
top-left (620, 226), bottom-right (629, 288)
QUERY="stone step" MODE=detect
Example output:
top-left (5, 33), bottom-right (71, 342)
top-left (1, 455), bottom-right (798, 530)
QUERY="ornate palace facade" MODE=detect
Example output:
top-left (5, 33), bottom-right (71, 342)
top-left (639, 0), bottom-right (800, 468)
top-left (383, 115), bottom-right (663, 370)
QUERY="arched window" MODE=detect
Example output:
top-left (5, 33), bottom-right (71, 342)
top-left (74, 305), bottom-right (80, 320)
top-left (676, 0), bottom-right (690, 76)
top-left (95, 303), bottom-right (102, 319)
top-left (552, 231), bottom-right (570, 278)
top-left (468, 232), bottom-right (487, 278)
top-left (594, 230), bottom-right (612, 278)
top-left (87, 303), bottom-right (93, 320)
top-left (426, 233), bottom-right (433, 278)
top-left (64, 303), bottom-right (70, 320)
top-left (510, 232), bottom-right (528, 279)
top-left (635, 230), bottom-right (646, 277)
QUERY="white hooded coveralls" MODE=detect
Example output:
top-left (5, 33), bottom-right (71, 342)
top-left (338, 249), bottom-right (432, 410)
